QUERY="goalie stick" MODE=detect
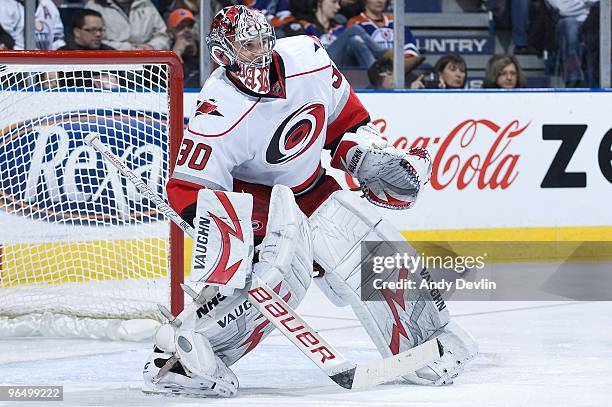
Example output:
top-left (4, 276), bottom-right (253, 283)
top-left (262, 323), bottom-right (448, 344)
top-left (84, 132), bottom-right (443, 390)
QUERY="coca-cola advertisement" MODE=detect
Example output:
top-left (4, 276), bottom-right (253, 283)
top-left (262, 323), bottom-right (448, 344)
top-left (331, 91), bottom-right (612, 232)
top-left (180, 90), bottom-right (612, 233)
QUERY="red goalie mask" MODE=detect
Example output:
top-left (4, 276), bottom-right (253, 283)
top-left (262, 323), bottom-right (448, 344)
top-left (206, 5), bottom-right (276, 70)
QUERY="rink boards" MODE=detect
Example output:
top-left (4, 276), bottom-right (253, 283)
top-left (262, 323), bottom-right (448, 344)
top-left (181, 89), bottom-right (612, 238)
top-left (3, 90), bottom-right (612, 286)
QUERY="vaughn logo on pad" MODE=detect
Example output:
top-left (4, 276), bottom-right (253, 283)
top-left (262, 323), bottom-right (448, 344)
top-left (191, 189), bottom-right (254, 291)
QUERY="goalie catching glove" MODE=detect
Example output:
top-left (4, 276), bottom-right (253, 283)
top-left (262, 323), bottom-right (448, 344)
top-left (332, 123), bottom-right (432, 209)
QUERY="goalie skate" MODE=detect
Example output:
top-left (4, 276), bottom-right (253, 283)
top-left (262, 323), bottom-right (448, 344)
top-left (142, 348), bottom-right (238, 398)
top-left (405, 322), bottom-right (479, 386)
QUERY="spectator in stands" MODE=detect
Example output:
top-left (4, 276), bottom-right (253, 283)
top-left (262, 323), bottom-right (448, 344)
top-left (339, 0), bottom-right (363, 20)
top-left (59, 9), bottom-right (115, 50)
top-left (0, 0), bottom-right (65, 50)
top-left (482, 54), bottom-right (527, 88)
top-left (167, 8), bottom-right (199, 88)
top-left (165, 0), bottom-right (199, 21)
top-left (167, 0), bottom-right (198, 15)
top-left (489, 0), bottom-right (534, 54)
top-left (367, 56), bottom-right (394, 89)
top-left (347, 0), bottom-right (420, 58)
top-left (85, 0), bottom-right (170, 50)
top-left (546, 0), bottom-right (598, 87)
top-left (527, 0), bottom-right (558, 57)
top-left (0, 24), bottom-right (15, 49)
top-left (296, 0), bottom-right (388, 69)
top-left (511, 0), bottom-right (532, 54)
top-left (55, 9), bottom-right (122, 90)
top-left (410, 54), bottom-right (468, 89)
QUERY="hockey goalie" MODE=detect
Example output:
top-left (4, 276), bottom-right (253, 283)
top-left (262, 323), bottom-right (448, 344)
top-left (142, 5), bottom-right (477, 397)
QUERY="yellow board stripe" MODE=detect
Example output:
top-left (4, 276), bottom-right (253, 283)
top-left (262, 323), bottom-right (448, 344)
top-left (182, 226), bottom-right (612, 271)
top-left (4, 227), bottom-right (609, 288)
top-left (401, 226), bottom-right (612, 262)
top-left (400, 226), bottom-right (612, 241)
top-left (0, 239), bottom-right (168, 287)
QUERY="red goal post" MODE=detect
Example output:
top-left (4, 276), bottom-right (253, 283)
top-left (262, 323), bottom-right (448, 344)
top-left (0, 51), bottom-right (185, 336)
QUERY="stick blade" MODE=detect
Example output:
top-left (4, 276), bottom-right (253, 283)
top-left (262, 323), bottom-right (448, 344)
top-left (329, 366), bottom-right (357, 389)
top-left (349, 338), bottom-right (443, 389)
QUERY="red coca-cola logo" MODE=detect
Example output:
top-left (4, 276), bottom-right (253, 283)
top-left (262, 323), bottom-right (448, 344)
top-left (345, 118), bottom-right (528, 191)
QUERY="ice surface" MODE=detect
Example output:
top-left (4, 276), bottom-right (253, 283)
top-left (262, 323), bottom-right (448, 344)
top-left (2, 284), bottom-right (611, 406)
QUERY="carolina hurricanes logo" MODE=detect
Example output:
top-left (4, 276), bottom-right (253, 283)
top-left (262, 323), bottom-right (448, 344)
top-left (251, 219), bottom-right (263, 231)
top-left (195, 99), bottom-right (223, 117)
top-left (265, 103), bottom-right (325, 165)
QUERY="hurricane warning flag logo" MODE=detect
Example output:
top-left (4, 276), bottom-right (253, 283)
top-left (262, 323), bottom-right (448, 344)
top-left (195, 99), bottom-right (223, 117)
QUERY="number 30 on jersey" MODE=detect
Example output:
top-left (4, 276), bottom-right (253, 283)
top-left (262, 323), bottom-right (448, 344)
top-left (177, 139), bottom-right (212, 170)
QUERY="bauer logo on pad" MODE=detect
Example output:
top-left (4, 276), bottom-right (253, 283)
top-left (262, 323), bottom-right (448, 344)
top-left (191, 189), bottom-right (254, 290)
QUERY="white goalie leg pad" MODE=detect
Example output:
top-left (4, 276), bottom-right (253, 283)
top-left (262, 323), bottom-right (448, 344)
top-left (191, 185), bottom-right (312, 367)
top-left (309, 190), bottom-right (477, 385)
top-left (310, 190), bottom-right (448, 351)
top-left (256, 185), bottom-right (313, 293)
top-left (309, 190), bottom-right (384, 307)
top-left (203, 185), bottom-right (312, 365)
top-left (142, 186), bottom-right (313, 397)
top-left (143, 184), bottom-right (314, 396)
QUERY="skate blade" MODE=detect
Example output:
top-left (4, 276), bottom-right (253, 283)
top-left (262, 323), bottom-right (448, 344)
top-left (142, 383), bottom-right (220, 398)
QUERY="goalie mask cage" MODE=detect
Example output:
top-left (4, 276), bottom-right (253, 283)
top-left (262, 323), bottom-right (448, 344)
top-left (0, 51), bottom-right (184, 339)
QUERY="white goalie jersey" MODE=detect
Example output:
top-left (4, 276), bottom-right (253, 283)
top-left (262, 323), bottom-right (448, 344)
top-left (167, 35), bottom-right (370, 225)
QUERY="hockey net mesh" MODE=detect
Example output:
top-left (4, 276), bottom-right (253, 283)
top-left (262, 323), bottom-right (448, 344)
top-left (0, 60), bottom-right (176, 326)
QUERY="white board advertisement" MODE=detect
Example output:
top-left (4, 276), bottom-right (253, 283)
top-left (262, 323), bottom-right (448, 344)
top-left (185, 90), bottom-right (612, 235)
